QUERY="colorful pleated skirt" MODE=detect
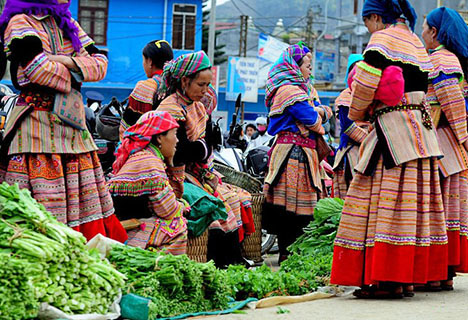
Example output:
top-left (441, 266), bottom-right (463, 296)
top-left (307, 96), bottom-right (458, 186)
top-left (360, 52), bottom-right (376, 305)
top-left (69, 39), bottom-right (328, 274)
top-left (333, 170), bottom-right (348, 200)
top-left (1, 151), bottom-right (127, 243)
top-left (263, 144), bottom-right (319, 236)
top-left (331, 157), bottom-right (448, 286)
top-left (441, 170), bottom-right (468, 272)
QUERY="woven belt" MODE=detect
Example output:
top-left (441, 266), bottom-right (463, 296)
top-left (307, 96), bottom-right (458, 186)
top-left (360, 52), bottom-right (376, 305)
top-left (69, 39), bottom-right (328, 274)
top-left (371, 104), bottom-right (433, 130)
top-left (276, 131), bottom-right (316, 149)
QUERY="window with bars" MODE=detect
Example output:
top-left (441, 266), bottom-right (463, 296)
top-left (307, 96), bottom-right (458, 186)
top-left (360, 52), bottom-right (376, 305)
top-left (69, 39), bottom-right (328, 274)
top-left (172, 4), bottom-right (197, 50)
top-left (78, 0), bottom-right (109, 46)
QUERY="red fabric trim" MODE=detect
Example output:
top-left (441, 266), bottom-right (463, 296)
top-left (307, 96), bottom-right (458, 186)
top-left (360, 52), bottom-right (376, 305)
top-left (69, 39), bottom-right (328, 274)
top-left (331, 242), bottom-right (448, 286)
top-left (447, 230), bottom-right (461, 267)
top-left (151, 69), bottom-right (163, 77)
top-left (128, 96), bottom-right (154, 114)
top-left (104, 214), bottom-right (129, 243)
top-left (238, 205), bottom-right (255, 243)
top-left (71, 215), bottom-right (128, 243)
top-left (456, 236), bottom-right (468, 273)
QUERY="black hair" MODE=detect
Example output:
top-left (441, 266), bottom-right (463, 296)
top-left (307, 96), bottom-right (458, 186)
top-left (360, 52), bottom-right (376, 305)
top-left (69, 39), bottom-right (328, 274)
top-left (143, 40), bottom-right (173, 109)
top-left (150, 130), bottom-right (169, 146)
top-left (246, 123), bottom-right (257, 131)
top-left (142, 40), bottom-right (174, 70)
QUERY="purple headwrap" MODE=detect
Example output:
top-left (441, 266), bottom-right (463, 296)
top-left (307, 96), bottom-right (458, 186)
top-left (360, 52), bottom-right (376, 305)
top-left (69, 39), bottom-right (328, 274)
top-left (265, 44), bottom-right (310, 108)
top-left (0, 0), bottom-right (82, 52)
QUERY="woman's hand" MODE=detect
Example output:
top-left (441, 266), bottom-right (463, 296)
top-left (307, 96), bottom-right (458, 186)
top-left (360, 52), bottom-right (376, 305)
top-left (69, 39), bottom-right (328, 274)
top-left (47, 54), bottom-right (78, 71)
top-left (314, 106), bottom-right (325, 119)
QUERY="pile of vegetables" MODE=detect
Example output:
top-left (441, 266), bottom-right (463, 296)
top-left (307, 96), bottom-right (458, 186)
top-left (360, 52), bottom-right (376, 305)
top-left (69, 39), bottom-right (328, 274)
top-left (108, 198), bottom-right (343, 319)
top-left (288, 197), bottom-right (343, 257)
top-left (0, 182), bottom-right (125, 319)
top-left (227, 198), bottom-right (344, 301)
top-left (108, 245), bottom-right (232, 319)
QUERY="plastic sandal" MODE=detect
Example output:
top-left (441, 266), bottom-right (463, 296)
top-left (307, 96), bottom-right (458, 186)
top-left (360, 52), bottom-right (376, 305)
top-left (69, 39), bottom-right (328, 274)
top-left (353, 285), bottom-right (404, 299)
top-left (414, 282), bottom-right (442, 292)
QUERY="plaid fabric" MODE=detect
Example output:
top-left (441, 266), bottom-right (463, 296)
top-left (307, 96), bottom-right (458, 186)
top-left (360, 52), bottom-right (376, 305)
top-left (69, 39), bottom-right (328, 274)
top-left (265, 45), bottom-right (310, 109)
top-left (159, 50), bottom-right (211, 96)
top-left (113, 111), bottom-right (179, 173)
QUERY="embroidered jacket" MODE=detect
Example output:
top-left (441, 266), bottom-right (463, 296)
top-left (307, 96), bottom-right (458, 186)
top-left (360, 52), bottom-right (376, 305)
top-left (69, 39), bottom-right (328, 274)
top-left (349, 24), bottom-right (442, 174)
top-left (4, 14), bottom-right (108, 155)
top-left (119, 75), bottom-right (161, 139)
top-left (427, 47), bottom-right (468, 177)
top-left (108, 145), bottom-right (187, 242)
top-left (333, 88), bottom-right (369, 171)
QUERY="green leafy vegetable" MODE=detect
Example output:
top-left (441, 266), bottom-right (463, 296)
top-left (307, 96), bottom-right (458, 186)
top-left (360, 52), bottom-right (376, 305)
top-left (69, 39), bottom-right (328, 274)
top-left (0, 182), bottom-right (125, 318)
top-left (277, 307), bottom-right (290, 314)
top-left (226, 198), bottom-right (343, 301)
top-left (108, 245), bottom-right (231, 319)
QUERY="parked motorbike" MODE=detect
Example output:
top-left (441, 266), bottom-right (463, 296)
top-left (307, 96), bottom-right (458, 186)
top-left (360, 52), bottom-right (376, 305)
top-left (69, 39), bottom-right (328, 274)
top-left (85, 96), bottom-right (126, 176)
top-left (211, 94), bottom-right (277, 255)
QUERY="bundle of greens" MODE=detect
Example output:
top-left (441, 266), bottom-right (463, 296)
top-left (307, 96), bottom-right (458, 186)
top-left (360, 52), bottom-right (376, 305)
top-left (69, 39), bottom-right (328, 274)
top-left (288, 197), bottom-right (344, 256)
top-left (108, 245), bottom-right (231, 319)
top-left (226, 198), bottom-right (343, 301)
top-left (226, 259), bottom-right (324, 300)
top-left (0, 254), bottom-right (38, 320)
top-left (0, 182), bottom-right (125, 319)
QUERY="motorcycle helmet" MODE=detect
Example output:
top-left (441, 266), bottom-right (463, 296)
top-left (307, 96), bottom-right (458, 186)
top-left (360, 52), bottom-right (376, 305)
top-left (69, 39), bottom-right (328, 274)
top-left (96, 97), bottom-right (122, 142)
top-left (246, 145), bottom-right (270, 177)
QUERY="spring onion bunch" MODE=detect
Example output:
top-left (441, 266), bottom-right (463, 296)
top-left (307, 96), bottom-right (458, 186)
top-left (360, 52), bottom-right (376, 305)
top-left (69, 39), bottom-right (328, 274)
top-left (0, 183), bottom-right (125, 318)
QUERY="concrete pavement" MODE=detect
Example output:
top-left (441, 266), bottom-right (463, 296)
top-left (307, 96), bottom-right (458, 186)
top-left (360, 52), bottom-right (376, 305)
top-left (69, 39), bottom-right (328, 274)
top-left (209, 275), bottom-right (468, 320)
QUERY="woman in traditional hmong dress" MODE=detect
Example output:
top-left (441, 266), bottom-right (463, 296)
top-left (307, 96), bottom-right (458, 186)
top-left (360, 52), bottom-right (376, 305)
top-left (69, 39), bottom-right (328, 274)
top-left (330, 0), bottom-right (448, 298)
top-left (263, 44), bottom-right (327, 263)
top-left (333, 54), bottom-right (370, 199)
top-left (119, 40), bottom-right (174, 139)
top-left (421, 7), bottom-right (468, 290)
top-left (108, 111), bottom-right (188, 254)
top-left (157, 51), bottom-right (249, 266)
top-left (0, 0), bottom-right (126, 242)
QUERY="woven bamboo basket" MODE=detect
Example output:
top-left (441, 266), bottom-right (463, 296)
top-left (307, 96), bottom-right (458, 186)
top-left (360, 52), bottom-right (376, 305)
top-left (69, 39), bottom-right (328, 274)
top-left (186, 229), bottom-right (209, 263)
top-left (213, 163), bottom-right (262, 194)
top-left (213, 162), bottom-right (265, 262)
top-left (242, 192), bottom-right (264, 262)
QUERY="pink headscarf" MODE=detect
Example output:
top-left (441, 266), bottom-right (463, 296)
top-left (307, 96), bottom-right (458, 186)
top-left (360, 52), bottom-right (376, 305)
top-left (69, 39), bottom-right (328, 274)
top-left (113, 111), bottom-right (179, 174)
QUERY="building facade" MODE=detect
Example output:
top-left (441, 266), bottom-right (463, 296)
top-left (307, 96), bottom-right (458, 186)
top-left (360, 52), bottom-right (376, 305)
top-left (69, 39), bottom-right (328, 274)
top-left (68, 0), bottom-right (204, 89)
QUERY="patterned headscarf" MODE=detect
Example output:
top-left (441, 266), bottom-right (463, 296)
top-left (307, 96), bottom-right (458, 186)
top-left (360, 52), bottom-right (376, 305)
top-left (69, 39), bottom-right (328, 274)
top-left (113, 111), bottom-right (179, 174)
top-left (265, 44), bottom-right (310, 108)
top-left (427, 7), bottom-right (468, 60)
top-left (159, 50), bottom-right (212, 96)
top-left (362, 0), bottom-right (417, 32)
top-left (0, 0), bottom-right (82, 51)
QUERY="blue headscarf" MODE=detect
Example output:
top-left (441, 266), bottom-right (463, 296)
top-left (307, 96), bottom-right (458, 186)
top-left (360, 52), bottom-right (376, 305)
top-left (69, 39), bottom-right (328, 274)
top-left (426, 7), bottom-right (468, 59)
top-left (362, 0), bottom-right (417, 32)
top-left (344, 54), bottom-right (363, 87)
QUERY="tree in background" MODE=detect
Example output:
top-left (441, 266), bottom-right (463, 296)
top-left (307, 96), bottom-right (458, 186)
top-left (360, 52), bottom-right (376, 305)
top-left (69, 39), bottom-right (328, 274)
top-left (202, 4), bottom-right (227, 65)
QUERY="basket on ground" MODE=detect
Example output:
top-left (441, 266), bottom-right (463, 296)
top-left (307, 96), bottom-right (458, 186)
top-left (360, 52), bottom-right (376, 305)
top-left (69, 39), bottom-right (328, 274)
top-left (213, 162), bottom-right (265, 262)
top-left (186, 229), bottom-right (209, 263)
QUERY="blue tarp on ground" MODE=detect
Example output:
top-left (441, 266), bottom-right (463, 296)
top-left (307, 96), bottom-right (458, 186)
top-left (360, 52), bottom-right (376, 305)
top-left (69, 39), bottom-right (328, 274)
top-left (120, 294), bottom-right (257, 320)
